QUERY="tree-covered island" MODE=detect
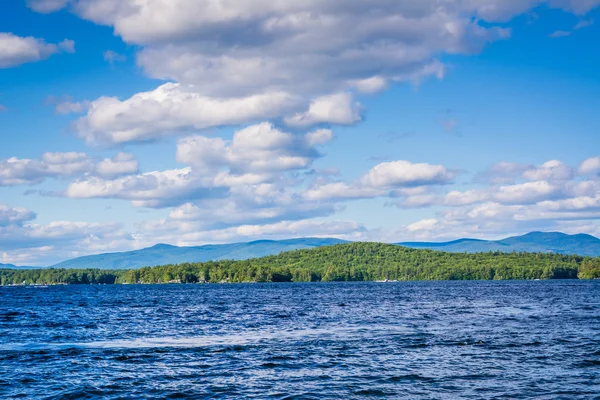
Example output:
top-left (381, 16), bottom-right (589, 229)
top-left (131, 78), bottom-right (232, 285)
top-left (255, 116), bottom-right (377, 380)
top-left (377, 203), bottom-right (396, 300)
top-left (2, 243), bottom-right (599, 285)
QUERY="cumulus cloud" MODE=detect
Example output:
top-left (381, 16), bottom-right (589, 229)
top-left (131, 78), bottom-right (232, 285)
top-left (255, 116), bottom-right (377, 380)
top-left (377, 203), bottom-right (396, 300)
top-left (31, 0), bottom-right (559, 144)
top-left (0, 202), bottom-right (132, 265)
top-left (474, 162), bottom-right (535, 184)
top-left (389, 156), bottom-right (600, 240)
top-left (402, 195), bottom-right (600, 241)
top-left (95, 153), bottom-right (139, 178)
top-left (284, 93), bottom-right (362, 128)
top-left (351, 76), bottom-right (388, 94)
top-left (389, 157), bottom-right (600, 214)
top-left (66, 123), bottom-right (333, 208)
top-left (0, 33), bottom-right (74, 68)
top-left (579, 156), bottom-right (600, 176)
top-left (494, 181), bottom-right (562, 204)
top-left (361, 161), bottom-right (456, 188)
top-left (522, 160), bottom-right (573, 181)
top-left (304, 160), bottom-right (456, 202)
top-left (0, 152), bottom-right (138, 186)
top-left (475, 160), bottom-right (574, 184)
top-left (22, 1), bottom-right (600, 146)
top-left (122, 2), bottom-right (508, 96)
top-left (75, 83), bottom-right (301, 145)
top-left (64, 167), bottom-right (215, 208)
top-left (177, 122), bottom-right (332, 174)
top-left (0, 204), bottom-right (36, 227)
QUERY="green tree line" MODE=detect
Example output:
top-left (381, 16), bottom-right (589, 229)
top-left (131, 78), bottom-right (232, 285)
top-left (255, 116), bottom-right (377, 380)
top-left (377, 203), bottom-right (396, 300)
top-left (2, 243), bottom-right (599, 285)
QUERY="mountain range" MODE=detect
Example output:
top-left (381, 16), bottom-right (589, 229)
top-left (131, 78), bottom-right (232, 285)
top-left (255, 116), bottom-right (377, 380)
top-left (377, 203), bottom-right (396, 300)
top-left (2, 232), bottom-right (599, 270)
top-left (397, 231), bottom-right (600, 256)
top-left (0, 263), bottom-right (38, 270)
top-left (49, 238), bottom-right (349, 270)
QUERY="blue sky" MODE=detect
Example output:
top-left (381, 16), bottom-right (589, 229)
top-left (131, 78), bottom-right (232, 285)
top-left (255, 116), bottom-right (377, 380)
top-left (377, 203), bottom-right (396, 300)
top-left (1, 0), bottom-right (599, 266)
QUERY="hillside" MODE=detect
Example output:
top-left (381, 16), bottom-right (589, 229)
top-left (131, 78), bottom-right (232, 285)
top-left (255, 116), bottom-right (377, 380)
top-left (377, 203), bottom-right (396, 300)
top-left (398, 232), bottom-right (600, 257)
top-left (0, 263), bottom-right (38, 270)
top-left (44, 231), bottom-right (600, 270)
top-left (49, 238), bottom-right (348, 270)
top-left (4, 242), bottom-right (599, 285)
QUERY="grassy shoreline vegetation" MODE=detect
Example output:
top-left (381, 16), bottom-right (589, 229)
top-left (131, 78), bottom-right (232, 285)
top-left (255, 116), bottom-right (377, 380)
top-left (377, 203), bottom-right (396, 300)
top-left (2, 243), bottom-right (600, 286)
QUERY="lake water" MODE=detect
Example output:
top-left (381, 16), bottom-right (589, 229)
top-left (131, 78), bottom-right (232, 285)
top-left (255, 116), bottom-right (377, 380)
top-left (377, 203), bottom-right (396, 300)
top-left (1, 281), bottom-right (599, 399)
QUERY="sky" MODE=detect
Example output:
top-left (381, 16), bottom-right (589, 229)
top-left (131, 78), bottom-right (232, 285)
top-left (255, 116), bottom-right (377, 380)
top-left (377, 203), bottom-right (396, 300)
top-left (1, 0), bottom-right (599, 266)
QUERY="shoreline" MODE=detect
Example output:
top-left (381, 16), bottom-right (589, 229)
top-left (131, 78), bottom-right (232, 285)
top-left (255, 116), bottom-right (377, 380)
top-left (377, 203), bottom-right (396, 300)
top-left (4, 277), bottom-right (597, 287)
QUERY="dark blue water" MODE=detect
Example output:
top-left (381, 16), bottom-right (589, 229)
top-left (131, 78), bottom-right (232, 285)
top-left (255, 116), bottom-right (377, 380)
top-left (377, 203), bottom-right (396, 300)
top-left (1, 281), bottom-right (599, 399)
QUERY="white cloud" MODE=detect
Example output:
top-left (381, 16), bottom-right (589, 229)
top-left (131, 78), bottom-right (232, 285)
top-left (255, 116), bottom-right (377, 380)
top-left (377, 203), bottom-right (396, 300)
top-left (304, 182), bottom-right (383, 201)
top-left (550, 0), bottom-right (600, 14)
top-left (522, 160), bottom-right (573, 181)
top-left (103, 49), bottom-right (126, 64)
top-left (75, 83), bottom-right (300, 145)
top-left (33, 0), bottom-right (544, 144)
top-left (0, 204), bottom-right (36, 227)
top-left (65, 123), bottom-right (333, 208)
top-left (549, 30), bottom-right (572, 38)
top-left (351, 76), bottom-right (388, 94)
top-left (284, 93), bottom-right (362, 128)
top-left (58, 39), bottom-right (75, 53)
top-left (55, 100), bottom-right (90, 114)
top-left (474, 162), bottom-right (534, 184)
top-left (304, 160), bottom-right (455, 202)
top-left (162, 184), bottom-right (339, 230)
top-left (360, 160), bottom-right (455, 188)
top-left (475, 160), bottom-right (574, 184)
top-left (45, 95), bottom-right (90, 114)
top-left (494, 181), bottom-right (561, 204)
top-left (538, 194), bottom-right (600, 212)
top-left (95, 152), bottom-right (139, 178)
top-left (0, 152), bottom-right (138, 186)
top-left (0, 202), bottom-right (132, 265)
top-left (64, 167), bottom-right (212, 208)
top-left (22, 1), bottom-right (599, 146)
top-left (579, 156), bottom-right (600, 176)
top-left (305, 129), bottom-right (335, 147)
top-left (389, 158), bottom-right (600, 212)
top-left (26, 0), bottom-right (69, 13)
top-left (0, 33), bottom-right (74, 68)
top-left (177, 122), bottom-right (332, 174)
top-left (400, 189), bottom-right (600, 240)
top-left (407, 218), bottom-right (438, 232)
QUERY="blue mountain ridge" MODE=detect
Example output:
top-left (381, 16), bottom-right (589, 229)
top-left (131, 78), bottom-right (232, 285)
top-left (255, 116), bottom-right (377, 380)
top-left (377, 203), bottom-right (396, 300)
top-left (0, 263), bottom-right (39, 270)
top-left (49, 238), bottom-right (349, 270)
top-left (397, 231), bottom-right (600, 257)
top-left (3, 232), bottom-right (598, 270)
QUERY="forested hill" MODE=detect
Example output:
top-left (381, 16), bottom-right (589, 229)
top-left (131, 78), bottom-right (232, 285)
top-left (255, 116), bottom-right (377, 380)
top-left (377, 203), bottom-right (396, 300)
top-left (2, 243), bottom-right (600, 285)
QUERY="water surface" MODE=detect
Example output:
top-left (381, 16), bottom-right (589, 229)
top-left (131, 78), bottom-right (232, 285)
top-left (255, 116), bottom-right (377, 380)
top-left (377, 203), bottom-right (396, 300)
top-left (1, 281), bottom-right (599, 399)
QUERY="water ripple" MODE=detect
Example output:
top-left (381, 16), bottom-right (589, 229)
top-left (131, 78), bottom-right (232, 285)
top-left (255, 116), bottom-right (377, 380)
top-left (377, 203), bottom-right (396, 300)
top-left (0, 281), bottom-right (599, 399)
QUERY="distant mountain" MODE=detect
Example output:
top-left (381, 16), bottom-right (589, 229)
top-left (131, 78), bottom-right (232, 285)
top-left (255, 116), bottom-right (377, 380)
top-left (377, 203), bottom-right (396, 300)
top-left (0, 263), bottom-right (39, 270)
top-left (50, 238), bottom-right (349, 270)
top-left (44, 232), bottom-right (600, 270)
top-left (398, 232), bottom-right (600, 257)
